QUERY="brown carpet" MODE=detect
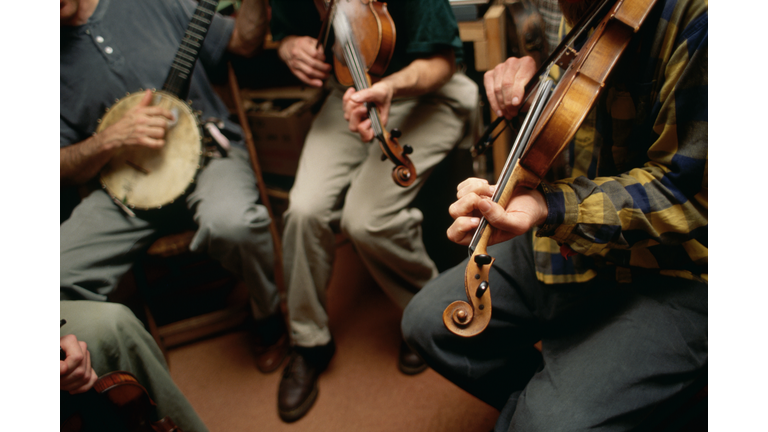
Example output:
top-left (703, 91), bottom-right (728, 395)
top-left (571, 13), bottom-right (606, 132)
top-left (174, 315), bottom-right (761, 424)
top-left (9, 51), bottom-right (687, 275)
top-left (167, 241), bottom-right (499, 432)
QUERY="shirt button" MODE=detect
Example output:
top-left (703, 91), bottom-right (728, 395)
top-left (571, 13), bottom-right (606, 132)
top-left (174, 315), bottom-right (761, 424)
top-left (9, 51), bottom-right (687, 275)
top-left (105, 46), bottom-right (113, 54)
top-left (96, 36), bottom-right (104, 43)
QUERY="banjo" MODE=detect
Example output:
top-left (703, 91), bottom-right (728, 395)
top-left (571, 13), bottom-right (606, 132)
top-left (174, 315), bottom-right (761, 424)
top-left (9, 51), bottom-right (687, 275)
top-left (98, 0), bottom-right (220, 211)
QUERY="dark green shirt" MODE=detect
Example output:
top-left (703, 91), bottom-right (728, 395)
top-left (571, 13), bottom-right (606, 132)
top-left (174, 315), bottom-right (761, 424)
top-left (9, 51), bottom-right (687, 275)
top-left (269, 0), bottom-right (463, 75)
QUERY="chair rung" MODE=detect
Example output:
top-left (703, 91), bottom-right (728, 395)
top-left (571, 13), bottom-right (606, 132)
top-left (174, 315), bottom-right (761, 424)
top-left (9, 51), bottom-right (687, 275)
top-left (157, 305), bottom-right (249, 348)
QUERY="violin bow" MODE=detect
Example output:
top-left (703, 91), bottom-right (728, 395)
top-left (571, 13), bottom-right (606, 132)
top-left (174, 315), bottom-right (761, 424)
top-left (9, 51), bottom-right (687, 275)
top-left (472, 0), bottom-right (613, 156)
top-left (446, 0), bottom-right (657, 337)
top-left (316, 0), bottom-right (336, 50)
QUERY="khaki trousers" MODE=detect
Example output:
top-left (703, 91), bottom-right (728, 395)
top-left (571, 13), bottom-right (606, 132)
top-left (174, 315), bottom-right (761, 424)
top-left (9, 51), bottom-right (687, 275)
top-left (283, 73), bottom-right (479, 347)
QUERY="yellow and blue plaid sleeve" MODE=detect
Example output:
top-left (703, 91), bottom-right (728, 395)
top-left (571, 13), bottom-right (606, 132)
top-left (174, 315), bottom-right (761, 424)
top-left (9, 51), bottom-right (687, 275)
top-left (536, 0), bottom-right (708, 283)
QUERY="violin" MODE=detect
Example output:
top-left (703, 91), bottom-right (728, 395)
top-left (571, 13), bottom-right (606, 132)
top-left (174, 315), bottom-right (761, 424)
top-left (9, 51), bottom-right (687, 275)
top-left (443, 0), bottom-right (659, 337)
top-left (61, 318), bottom-right (183, 431)
top-left (61, 370), bottom-right (182, 432)
top-left (317, 0), bottom-right (417, 187)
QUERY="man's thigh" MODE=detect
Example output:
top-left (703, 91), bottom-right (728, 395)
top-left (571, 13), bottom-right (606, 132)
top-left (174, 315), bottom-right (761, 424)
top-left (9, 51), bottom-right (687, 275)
top-left (403, 234), bottom-right (545, 409)
top-left (187, 146), bottom-right (268, 228)
top-left (60, 190), bottom-right (160, 300)
top-left (507, 276), bottom-right (708, 432)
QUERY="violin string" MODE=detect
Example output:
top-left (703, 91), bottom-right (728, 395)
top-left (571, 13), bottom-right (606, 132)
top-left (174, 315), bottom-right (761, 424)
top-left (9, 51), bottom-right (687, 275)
top-left (334, 10), bottom-right (385, 138)
top-left (472, 0), bottom-right (611, 154)
top-left (468, 79), bottom-right (555, 254)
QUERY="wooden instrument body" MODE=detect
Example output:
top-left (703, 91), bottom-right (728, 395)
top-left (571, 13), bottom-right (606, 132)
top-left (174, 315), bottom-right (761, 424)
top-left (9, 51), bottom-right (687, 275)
top-left (324, 0), bottom-right (416, 187)
top-left (98, 91), bottom-right (203, 210)
top-left (62, 371), bottom-right (182, 432)
top-left (332, 0), bottom-right (396, 86)
top-left (443, 0), bottom-right (658, 337)
top-left (521, 0), bottom-right (655, 180)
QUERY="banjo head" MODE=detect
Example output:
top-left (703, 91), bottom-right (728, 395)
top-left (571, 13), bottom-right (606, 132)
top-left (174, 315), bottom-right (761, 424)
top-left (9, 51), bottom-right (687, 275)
top-left (98, 91), bottom-right (203, 210)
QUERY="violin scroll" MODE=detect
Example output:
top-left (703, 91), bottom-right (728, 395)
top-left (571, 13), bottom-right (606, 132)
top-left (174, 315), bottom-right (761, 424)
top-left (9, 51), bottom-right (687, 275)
top-left (381, 128), bottom-right (416, 187)
top-left (442, 250), bottom-right (494, 337)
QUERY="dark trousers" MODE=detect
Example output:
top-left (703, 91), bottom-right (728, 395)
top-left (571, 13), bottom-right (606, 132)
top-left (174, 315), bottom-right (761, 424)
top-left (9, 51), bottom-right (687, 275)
top-left (402, 233), bottom-right (707, 432)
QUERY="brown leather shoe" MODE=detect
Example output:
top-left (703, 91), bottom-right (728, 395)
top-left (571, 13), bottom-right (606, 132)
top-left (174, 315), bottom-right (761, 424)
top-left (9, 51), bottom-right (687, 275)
top-left (255, 332), bottom-right (290, 373)
top-left (278, 343), bottom-right (335, 423)
top-left (398, 339), bottom-right (427, 375)
top-left (251, 314), bottom-right (290, 373)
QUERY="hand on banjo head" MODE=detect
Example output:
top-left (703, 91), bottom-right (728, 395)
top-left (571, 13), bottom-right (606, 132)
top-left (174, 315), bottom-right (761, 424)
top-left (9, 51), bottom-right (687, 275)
top-left (342, 81), bottom-right (393, 143)
top-left (446, 177), bottom-right (548, 247)
top-left (483, 56), bottom-right (538, 120)
top-left (100, 89), bottom-right (175, 152)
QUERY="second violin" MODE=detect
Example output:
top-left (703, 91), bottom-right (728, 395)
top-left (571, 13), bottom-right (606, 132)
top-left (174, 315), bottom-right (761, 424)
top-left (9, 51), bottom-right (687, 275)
top-left (320, 0), bottom-right (416, 187)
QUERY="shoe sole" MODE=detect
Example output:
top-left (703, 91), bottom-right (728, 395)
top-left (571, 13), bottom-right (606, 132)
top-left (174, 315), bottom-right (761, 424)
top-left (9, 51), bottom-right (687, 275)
top-left (398, 361), bottom-right (428, 375)
top-left (278, 383), bottom-right (319, 423)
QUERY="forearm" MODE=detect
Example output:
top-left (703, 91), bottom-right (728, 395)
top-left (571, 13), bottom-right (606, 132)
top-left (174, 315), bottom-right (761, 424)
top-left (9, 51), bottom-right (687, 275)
top-left (227, 0), bottom-right (268, 57)
top-left (539, 165), bottom-right (707, 255)
top-left (60, 136), bottom-right (117, 186)
top-left (539, 11), bottom-right (708, 256)
top-left (380, 51), bottom-right (456, 98)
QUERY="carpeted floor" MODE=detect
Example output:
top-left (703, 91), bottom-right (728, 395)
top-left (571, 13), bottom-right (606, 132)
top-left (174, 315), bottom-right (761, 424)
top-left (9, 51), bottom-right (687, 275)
top-left (167, 240), bottom-right (499, 432)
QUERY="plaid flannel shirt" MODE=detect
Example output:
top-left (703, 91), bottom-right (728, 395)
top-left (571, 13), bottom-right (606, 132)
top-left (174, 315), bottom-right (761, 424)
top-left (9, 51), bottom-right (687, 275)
top-left (533, 0), bottom-right (708, 284)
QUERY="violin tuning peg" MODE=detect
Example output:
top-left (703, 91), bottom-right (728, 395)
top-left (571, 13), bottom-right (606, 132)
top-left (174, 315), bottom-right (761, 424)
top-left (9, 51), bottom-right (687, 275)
top-left (475, 281), bottom-right (489, 298)
top-left (390, 128), bottom-right (401, 139)
top-left (474, 254), bottom-right (492, 267)
top-left (381, 152), bottom-right (388, 162)
top-left (402, 144), bottom-right (413, 155)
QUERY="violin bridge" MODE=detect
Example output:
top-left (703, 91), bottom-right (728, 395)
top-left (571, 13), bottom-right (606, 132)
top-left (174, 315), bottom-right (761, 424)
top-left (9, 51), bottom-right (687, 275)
top-left (556, 46), bottom-right (578, 69)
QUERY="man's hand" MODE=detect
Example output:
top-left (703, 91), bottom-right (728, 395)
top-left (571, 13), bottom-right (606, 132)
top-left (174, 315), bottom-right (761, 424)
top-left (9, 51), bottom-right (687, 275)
top-left (342, 81), bottom-right (394, 142)
top-left (60, 334), bottom-right (98, 394)
top-left (483, 56), bottom-right (537, 120)
top-left (446, 177), bottom-right (548, 246)
top-left (278, 36), bottom-right (331, 87)
top-left (60, 90), bottom-right (175, 185)
top-left (98, 90), bottom-right (174, 152)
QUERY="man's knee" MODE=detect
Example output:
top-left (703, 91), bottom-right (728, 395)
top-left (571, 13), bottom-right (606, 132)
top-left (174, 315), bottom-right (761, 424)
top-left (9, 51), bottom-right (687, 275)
top-left (283, 196), bottom-right (333, 234)
top-left (199, 203), bottom-right (271, 246)
top-left (62, 301), bottom-right (144, 349)
top-left (340, 206), bottom-right (414, 248)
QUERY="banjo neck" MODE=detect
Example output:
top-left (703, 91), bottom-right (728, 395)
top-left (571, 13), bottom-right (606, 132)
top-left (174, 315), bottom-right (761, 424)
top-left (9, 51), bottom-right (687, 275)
top-left (162, 0), bottom-right (220, 100)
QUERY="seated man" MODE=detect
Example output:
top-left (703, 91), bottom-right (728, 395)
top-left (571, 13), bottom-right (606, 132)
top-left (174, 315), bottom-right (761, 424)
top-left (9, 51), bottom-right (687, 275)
top-left (402, 0), bottom-right (708, 430)
top-left (61, 300), bottom-right (209, 432)
top-left (59, 0), bottom-right (284, 369)
top-left (269, 0), bottom-right (479, 423)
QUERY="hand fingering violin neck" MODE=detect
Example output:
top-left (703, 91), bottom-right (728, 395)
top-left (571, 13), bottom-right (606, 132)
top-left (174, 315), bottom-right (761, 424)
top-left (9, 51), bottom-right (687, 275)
top-left (444, 0), bottom-right (662, 337)
top-left (318, 0), bottom-right (416, 187)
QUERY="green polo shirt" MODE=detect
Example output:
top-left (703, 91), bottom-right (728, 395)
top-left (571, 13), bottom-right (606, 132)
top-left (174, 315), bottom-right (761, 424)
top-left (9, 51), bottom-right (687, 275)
top-left (269, 0), bottom-right (463, 75)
